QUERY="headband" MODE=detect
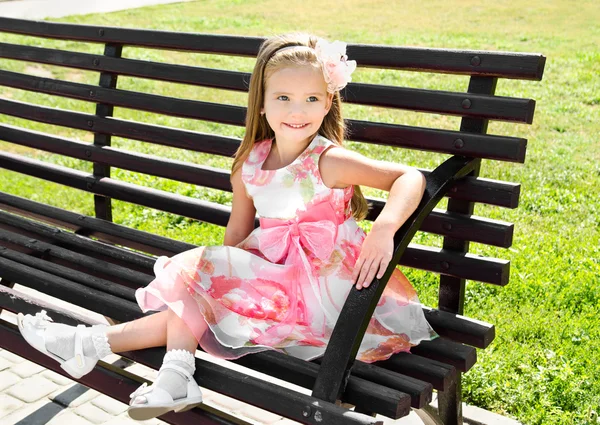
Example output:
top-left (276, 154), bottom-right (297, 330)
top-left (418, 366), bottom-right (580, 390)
top-left (268, 40), bottom-right (357, 93)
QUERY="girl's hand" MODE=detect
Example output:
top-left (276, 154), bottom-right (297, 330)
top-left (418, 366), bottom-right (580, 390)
top-left (352, 224), bottom-right (395, 290)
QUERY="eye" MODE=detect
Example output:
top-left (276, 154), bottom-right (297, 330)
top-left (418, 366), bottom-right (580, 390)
top-left (277, 95), bottom-right (289, 101)
top-left (307, 96), bottom-right (319, 102)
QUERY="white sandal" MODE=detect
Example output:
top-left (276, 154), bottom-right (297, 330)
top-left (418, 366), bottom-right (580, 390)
top-left (128, 363), bottom-right (203, 420)
top-left (17, 310), bottom-right (101, 379)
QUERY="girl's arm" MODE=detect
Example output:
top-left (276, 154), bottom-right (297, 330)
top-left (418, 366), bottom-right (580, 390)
top-left (320, 147), bottom-right (426, 289)
top-left (223, 169), bottom-right (257, 247)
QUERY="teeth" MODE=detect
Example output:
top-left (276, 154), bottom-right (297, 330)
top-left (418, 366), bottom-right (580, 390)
top-left (287, 123), bottom-right (306, 128)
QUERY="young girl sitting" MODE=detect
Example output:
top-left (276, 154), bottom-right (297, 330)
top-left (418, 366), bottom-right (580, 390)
top-left (18, 33), bottom-right (436, 420)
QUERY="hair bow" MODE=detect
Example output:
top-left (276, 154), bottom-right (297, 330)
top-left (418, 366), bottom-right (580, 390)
top-left (315, 40), bottom-right (357, 93)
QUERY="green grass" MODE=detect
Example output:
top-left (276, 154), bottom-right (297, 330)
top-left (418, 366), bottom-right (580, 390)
top-left (0, 1), bottom-right (599, 424)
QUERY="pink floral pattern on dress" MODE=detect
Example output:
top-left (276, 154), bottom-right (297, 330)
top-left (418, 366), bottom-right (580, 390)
top-left (135, 134), bottom-right (436, 363)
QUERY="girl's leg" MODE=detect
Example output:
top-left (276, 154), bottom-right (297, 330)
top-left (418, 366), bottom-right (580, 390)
top-left (166, 308), bottom-right (206, 352)
top-left (107, 308), bottom-right (208, 353)
top-left (106, 310), bottom-right (169, 352)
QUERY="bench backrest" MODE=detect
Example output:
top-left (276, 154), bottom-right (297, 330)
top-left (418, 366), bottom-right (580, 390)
top-left (0, 18), bottom-right (545, 339)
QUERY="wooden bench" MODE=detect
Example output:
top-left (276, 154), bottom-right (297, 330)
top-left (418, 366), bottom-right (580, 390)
top-left (0, 17), bottom-right (545, 425)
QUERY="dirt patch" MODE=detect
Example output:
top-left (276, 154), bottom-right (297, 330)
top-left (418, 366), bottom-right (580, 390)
top-left (24, 65), bottom-right (54, 79)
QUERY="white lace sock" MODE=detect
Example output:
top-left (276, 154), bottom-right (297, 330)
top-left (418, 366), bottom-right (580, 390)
top-left (45, 323), bottom-right (113, 362)
top-left (154, 349), bottom-right (196, 401)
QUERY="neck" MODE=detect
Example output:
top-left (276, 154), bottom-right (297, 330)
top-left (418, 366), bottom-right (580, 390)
top-left (270, 134), bottom-right (316, 168)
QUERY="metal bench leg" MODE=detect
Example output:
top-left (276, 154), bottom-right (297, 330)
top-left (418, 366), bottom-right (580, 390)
top-left (437, 372), bottom-right (463, 425)
top-left (414, 405), bottom-right (444, 425)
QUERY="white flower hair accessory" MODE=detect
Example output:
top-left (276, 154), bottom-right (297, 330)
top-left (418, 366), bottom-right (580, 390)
top-left (314, 40), bottom-right (357, 93)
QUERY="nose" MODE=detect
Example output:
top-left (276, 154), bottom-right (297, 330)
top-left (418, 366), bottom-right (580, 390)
top-left (288, 101), bottom-right (305, 116)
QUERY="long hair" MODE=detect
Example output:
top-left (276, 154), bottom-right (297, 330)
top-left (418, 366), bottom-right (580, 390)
top-left (232, 33), bottom-right (369, 221)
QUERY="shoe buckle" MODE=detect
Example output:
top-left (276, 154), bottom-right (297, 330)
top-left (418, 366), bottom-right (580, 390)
top-left (76, 354), bottom-right (84, 368)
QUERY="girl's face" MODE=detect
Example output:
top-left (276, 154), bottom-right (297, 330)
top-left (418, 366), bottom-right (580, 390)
top-left (262, 65), bottom-right (333, 147)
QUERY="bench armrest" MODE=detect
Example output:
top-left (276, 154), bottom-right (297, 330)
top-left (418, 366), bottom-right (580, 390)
top-left (312, 155), bottom-right (479, 403)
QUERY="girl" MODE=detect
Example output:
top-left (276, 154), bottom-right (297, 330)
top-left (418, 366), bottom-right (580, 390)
top-left (17, 33), bottom-right (436, 420)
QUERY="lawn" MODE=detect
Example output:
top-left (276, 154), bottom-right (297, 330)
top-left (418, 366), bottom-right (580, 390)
top-left (0, 0), bottom-right (599, 424)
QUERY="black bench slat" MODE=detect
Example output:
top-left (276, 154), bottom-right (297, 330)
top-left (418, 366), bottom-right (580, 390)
top-left (0, 242), bottom-right (136, 300)
top-left (0, 43), bottom-right (535, 124)
top-left (403, 244), bottom-right (509, 286)
top-left (0, 228), bottom-right (150, 290)
top-left (348, 120), bottom-right (527, 163)
top-left (0, 124), bottom-right (233, 192)
top-left (0, 192), bottom-right (189, 255)
top-left (450, 175), bottom-right (520, 208)
top-left (348, 45), bottom-right (546, 80)
top-left (369, 203), bottom-right (513, 248)
top-left (423, 307), bottom-right (494, 349)
top-left (0, 18), bottom-right (545, 80)
top-left (0, 96), bottom-right (528, 164)
top-left (0, 98), bottom-right (240, 157)
top-left (411, 338), bottom-right (477, 373)
top-left (0, 209), bottom-right (155, 271)
top-left (0, 256), bottom-right (143, 321)
top-left (0, 151), bottom-right (234, 227)
top-left (0, 41), bottom-right (249, 92)
top-left (0, 70), bottom-right (247, 125)
top-left (343, 84), bottom-right (535, 123)
top-left (375, 352), bottom-right (456, 391)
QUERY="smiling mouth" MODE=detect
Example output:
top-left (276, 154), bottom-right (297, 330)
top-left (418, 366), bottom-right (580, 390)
top-left (284, 123), bottom-right (309, 129)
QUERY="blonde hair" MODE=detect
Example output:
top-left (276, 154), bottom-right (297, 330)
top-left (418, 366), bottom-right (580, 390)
top-left (232, 33), bottom-right (369, 221)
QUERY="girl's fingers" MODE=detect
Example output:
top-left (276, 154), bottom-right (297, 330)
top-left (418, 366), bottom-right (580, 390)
top-left (376, 257), bottom-right (390, 279)
top-left (356, 258), bottom-right (374, 290)
top-left (362, 260), bottom-right (380, 288)
top-left (352, 257), bottom-right (365, 283)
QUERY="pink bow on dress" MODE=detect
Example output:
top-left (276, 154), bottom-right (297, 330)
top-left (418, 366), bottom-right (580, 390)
top-left (258, 202), bottom-right (339, 264)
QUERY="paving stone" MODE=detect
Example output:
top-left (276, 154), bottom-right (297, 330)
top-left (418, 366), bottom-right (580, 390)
top-left (238, 404), bottom-right (284, 424)
top-left (125, 363), bottom-right (158, 380)
top-left (7, 374), bottom-right (59, 403)
top-left (75, 402), bottom-right (115, 424)
top-left (200, 388), bottom-right (218, 402)
top-left (0, 356), bottom-right (13, 372)
top-left (0, 398), bottom-right (50, 425)
top-left (42, 369), bottom-right (75, 386)
top-left (10, 358), bottom-right (46, 378)
top-left (0, 371), bottom-right (20, 392)
top-left (46, 409), bottom-right (96, 425)
top-left (91, 394), bottom-right (129, 416)
top-left (207, 392), bottom-right (249, 414)
top-left (0, 393), bottom-right (24, 420)
top-left (0, 350), bottom-right (25, 364)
